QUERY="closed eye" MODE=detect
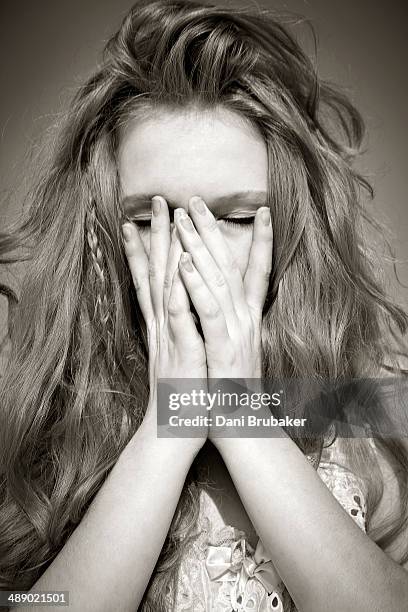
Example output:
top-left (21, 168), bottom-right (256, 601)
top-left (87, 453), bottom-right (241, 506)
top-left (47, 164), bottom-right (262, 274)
top-left (132, 218), bottom-right (151, 229)
top-left (220, 216), bottom-right (255, 229)
top-left (130, 215), bottom-right (256, 231)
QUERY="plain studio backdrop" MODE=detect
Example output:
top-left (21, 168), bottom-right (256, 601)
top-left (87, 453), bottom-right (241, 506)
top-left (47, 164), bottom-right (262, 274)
top-left (0, 0), bottom-right (407, 336)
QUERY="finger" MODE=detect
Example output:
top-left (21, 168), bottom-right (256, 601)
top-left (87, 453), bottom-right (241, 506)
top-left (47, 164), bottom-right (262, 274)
top-left (149, 195), bottom-right (171, 320)
top-left (178, 251), bottom-right (230, 343)
top-left (122, 221), bottom-right (154, 325)
top-left (174, 207), bottom-right (238, 323)
top-left (163, 225), bottom-right (183, 315)
top-left (188, 196), bottom-right (248, 314)
top-left (167, 266), bottom-right (202, 348)
top-left (243, 206), bottom-right (273, 316)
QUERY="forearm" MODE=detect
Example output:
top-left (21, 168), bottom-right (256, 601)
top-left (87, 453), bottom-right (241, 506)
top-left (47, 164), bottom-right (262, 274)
top-left (21, 420), bottom-right (198, 612)
top-left (213, 433), bottom-right (408, 612)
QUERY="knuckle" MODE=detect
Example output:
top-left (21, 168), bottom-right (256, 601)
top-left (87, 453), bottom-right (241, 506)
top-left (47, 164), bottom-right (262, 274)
top-left (132, 278), bottom-right (141, 292)
top-left (247, 262), bottom-right (271, 283)
top-left (167, 301), bottom-right (182, 317)
top-left (213, 272), bottom-right (226, 287)
top-left (147, 320), bottom-right (158, 340)
top-left (131, 271), bottom-right (145, 292)
top-left (148, 260), bottom-right (157, 279)
top-left (260, 267), bottom-right (272, 283)
top-left (204, 303), bottom-right (221, 319)
top-left (150, 222), bottom-right (161, 235)
top-left (163, 273), bottom-right (173, 288)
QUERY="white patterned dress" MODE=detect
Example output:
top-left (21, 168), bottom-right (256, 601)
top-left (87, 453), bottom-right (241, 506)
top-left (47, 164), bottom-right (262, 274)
top-left (164, 442), bottom-right (368, 612)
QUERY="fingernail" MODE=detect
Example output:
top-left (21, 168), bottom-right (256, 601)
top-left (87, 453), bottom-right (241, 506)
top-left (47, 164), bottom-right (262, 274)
top-left (190, 196), bottom-right (206, 215)
top-left (152, 196), bottom-right (161, 216)
top-left (180, 252), bottom-right (194, 271)
top-left (180, 215), bottom-right (195, 233)
top-left (122, 223), bottom-right (133, 241)
top-left (261, 208), bottom-right (270, 225)
top-left (174, 208), bottom-right (187, 221)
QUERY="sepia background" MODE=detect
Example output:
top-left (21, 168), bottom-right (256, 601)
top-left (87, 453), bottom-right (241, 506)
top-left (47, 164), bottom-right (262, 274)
top-left (0, 0), bottom-right (407, 326)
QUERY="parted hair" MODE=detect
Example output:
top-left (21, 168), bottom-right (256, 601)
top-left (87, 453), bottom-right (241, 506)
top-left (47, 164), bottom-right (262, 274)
top-left (1, 1), bottom-right (408, 609)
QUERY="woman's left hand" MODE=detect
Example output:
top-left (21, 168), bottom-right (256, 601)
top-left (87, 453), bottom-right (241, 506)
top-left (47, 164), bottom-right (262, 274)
top-left (174, 196), bottom-right (273, 381)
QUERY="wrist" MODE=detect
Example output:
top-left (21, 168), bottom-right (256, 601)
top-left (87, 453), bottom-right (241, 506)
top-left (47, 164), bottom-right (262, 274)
top-left (134, 412), bottom-right (206, 462)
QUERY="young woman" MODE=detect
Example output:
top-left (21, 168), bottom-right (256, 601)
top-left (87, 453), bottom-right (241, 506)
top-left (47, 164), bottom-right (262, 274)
top-left (0, 1), bottom-right (407, 610)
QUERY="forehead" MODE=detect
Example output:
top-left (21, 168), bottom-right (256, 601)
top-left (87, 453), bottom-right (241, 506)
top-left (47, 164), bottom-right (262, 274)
top-left (117, 106), bottom-right (268, 204)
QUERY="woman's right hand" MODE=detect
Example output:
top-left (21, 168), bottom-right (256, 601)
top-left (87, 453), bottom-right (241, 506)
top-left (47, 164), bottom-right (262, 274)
top-left (122, 195), bottom-right (209, 454)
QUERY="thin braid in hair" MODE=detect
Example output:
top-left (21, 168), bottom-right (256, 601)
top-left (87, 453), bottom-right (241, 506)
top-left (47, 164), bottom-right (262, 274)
top-left (86, 200), bottom-right (110, 325)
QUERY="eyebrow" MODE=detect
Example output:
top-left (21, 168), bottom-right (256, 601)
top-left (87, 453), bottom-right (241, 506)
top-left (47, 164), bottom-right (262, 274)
top-left (122, 190), bottom-right (268, 214)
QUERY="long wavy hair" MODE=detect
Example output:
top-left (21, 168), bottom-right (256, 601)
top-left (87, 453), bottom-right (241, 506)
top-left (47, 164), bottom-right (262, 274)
top-left (1, 0), bottom-right (408, 609)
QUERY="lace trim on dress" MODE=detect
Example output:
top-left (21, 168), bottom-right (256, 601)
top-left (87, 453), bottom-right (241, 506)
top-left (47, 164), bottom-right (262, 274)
top-left (165, 453), bottom-right (368, 611)
top-left (167, 516), bottom-right (285, 611)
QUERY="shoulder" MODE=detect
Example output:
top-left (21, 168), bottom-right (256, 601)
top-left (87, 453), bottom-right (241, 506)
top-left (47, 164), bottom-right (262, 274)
top-left (318, 436), bottom-right (398, 514)
top-left (319, 436), bottom-right (408, 568)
